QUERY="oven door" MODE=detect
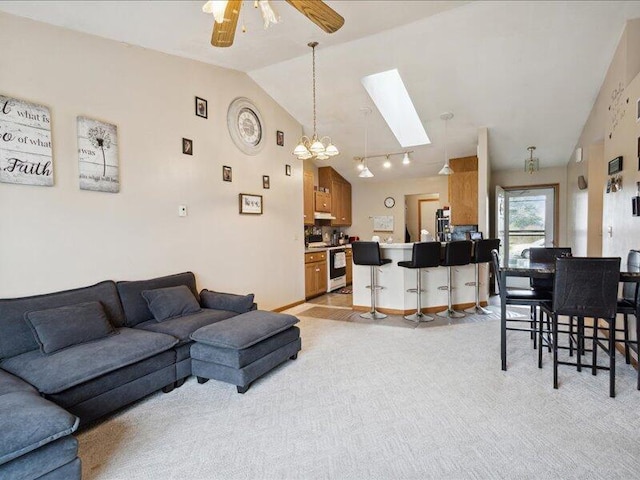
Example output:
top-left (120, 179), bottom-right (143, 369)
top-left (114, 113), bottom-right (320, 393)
top-left (330, 249), bottom-right (347, 278)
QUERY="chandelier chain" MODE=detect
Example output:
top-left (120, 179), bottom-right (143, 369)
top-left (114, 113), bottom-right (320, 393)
top-left (312, 43), bottom-right (317, 136)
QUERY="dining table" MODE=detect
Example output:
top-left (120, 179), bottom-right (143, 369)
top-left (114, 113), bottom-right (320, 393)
top-left (499, 259), bottom-right (640, 371)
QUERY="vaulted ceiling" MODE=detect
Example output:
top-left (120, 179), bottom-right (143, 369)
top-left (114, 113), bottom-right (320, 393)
top-left (2, 0), bottom-right (639, 182)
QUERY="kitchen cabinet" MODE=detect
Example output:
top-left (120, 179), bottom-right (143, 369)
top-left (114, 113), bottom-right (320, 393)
top-left (448, 156), bottom-right (478, 226)
top-left (305, 251), bottom-right (327, 299)
top-left (318, 166), bottom-right (352, 226)
top-left (345, 248), bottom-right (353, 285)
top-left (314, 191), bottom-right (331, 213)
top-left (303, 171), bottom-right (314, 226)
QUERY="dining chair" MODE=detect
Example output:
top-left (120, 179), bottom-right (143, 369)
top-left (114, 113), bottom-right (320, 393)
top-left (617, 250), bottom-right (640, 366)
top-left (541, 257), bottom-right (620, 397)
top-left (491, 249), bottom-right (552, 370)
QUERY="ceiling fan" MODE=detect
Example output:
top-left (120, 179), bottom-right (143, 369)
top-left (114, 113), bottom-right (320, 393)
top-left (203, 1), bottom-right (345, 47)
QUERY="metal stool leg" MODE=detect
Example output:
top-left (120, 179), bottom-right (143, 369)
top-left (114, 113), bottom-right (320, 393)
top-left (404, 269), bottom-right (434, 323)
top-left (436, 266), bottom-right (465, 318)
top-left (360, 265), bottom-right (387, 319)
top-left (465, 263), bottom-right (491, 315)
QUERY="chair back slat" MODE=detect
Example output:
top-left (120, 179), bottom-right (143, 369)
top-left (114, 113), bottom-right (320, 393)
top-left (352, 241), bottom-right (382, 266)
top-left (530, 247), bottom-right (571, 291)
top-left (622, 249), bottom-right (640, 302)
top-left (491, 249), bottom-right (503, 294)
top-left (553, 257), bottom-right (620, 319)
top-left (412, 241), bottom-right (442, 268)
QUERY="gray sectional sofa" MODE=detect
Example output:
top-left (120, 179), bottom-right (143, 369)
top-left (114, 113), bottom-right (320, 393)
top-left (0, 271), bottom-right (270, 480)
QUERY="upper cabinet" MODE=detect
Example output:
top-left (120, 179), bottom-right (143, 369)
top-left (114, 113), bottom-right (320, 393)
top-left (318, 167), bottom-right (352, 226)
top-left (448, 156), bottom-right (478, 225)
top-left (303, 171), bottom-right (314, 226)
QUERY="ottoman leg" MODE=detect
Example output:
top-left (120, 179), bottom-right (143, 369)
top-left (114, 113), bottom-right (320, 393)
top-left (237, 384), bottom-right (250, 394)
top-left (197, 376), bottom-right (209, 385)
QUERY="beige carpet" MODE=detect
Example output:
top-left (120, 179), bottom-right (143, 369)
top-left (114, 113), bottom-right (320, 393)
top-left (76, 307), bottom-right (640, 479)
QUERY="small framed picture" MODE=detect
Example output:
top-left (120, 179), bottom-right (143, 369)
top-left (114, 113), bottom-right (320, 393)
top-left (636, 98), bottom-right (640, 122)
top-left (276, 130), bottom-right (284, 146)
top-left (263, 175), bottom-right (270, 189)
top-left (195, 96), bottom-right (207, 119)
top-left (182, 138), bottom-right (193, 155)
top-left (608, 156), bottom-right (623, 175)
top-left (239, 193), bottom-right (263, 215)
top-left (637, 137), bottom-right (640, 170)
top-left (223, 165), bottom-right (232, 182)
top-left (285, 164), bottom-right (291, 176)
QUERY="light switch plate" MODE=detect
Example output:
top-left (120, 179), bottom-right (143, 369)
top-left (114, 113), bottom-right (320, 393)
top-left (178, 205), bottom-right (187, 217)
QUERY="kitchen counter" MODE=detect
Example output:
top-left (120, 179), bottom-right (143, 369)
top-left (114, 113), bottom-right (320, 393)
top-left (352, 242), bottom-right (485, 315)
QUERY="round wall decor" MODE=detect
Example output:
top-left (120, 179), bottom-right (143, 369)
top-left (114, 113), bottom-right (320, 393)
top-left (384, 196), bottom-right (395, 208)
top-left (227, 97), bottom-right (265, 155)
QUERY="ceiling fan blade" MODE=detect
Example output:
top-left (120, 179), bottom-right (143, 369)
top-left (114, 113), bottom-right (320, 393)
top-left (285, 0), bottom-right (344, 34)
top-left (211, 0), bottom-right (242, 48)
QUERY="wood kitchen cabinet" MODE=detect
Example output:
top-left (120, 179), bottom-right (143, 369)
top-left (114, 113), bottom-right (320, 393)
top-left (303, 171), bottom-right (314, 226)
top-left (318, 166), bottom-right (352, 226)
top-left (305, 251), bottom-right (327, 299)
top-left (345, 248), bottom-right (353, 285)
top-left (314, 191), bottom-right (331, 213)
top-left (448, 156), bottom-right (478, 225)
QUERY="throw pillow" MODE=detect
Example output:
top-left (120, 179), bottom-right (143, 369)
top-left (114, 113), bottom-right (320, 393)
top-left (141, 285), bottom-right (201, 322)
top-left (25, 301), bottom-right (116, 355)
top-left (200, 289), bottom-right (255, 314)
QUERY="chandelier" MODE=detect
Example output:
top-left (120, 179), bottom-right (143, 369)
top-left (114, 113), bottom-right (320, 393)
top-left (525, 146), bottom-right (539, 174)
top-left (293, 42), bottom-right (339, 161)
top-left (438, 112), bottom-right (454, 175)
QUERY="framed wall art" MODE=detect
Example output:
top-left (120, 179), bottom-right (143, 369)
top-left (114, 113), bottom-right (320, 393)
top-left (77, 116), bottom-right (119, 193)
top-left (195, 97), bottom-right (207, 119)
top-left (608, 156), bottom-right (622, 175)
top-left (182, 138), bottom-right (193, 155)
top-left (276, 130), bottom-right (284, 146)
top-left (223, 165), bottom-right (232, 182)
top-left (0, 94), bottom-right (53, 186)
top-left (285, 164), bottom-right (291, 176)
top-left (239, 193), bottom-right (263, 215)
top-left (263, 175), bottom-right (270, 189)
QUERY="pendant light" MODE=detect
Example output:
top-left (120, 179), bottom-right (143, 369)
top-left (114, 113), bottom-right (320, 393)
top-left (358, 107), bottom-right (374, 178)
top-left (525, 146), bottom-right (539, 174)
top-left (293, 42), bottom-right (339, 161)
top-left (438, 112), bottom-right (454, 175)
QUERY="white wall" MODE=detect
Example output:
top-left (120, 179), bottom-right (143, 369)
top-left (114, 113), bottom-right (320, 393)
top-left (0, 13), bottom-right (304, 309)
top-left (349, 176), bottom-right (448, 242)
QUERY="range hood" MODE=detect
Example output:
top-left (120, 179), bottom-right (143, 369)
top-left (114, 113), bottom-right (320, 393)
top-left (314, 212), bottom-right (336, 220)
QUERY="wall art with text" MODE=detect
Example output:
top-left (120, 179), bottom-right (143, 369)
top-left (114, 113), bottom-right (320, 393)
top-left (0, 94), bottom-right (53, 186)
top-left (77, 116), bottom-right (119, 193)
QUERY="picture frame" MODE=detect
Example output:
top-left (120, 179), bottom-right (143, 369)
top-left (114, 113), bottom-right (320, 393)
top-left (637, 137), bottom-right (640, 171)
top-left (276, 130), bottom-right (284, 146)
top-left (223, 165), bottom-right (232, 182)
top-left (182, 138), bottom-right (193, 155)
top-left (239, 193), bottom-right (263, 215)
top-left (608, 156), bottom-right (622, 175)
top-left (637, 98), bottom-right (640, 123)
top-left (285, 164), bottom-right (291, 176)
top-left (195, 96), bottom-right (207, 119)
top-left (263, 175), bottom-right (270, 189)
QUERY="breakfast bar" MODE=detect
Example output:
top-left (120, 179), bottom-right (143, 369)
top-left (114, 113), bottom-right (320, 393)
top-left (351, 243), bottom-right (486, 315)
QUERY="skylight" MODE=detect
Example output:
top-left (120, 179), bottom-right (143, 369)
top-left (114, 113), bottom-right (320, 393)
top-left (361, 69), bottom-right (430, 147)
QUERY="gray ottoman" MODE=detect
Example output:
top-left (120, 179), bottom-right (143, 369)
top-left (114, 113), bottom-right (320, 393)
top-left (190, 310), bottom-right (301, 393)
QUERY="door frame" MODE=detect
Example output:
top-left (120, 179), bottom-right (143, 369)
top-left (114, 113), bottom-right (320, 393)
top-left (418, 198), bottom-right (440, 236)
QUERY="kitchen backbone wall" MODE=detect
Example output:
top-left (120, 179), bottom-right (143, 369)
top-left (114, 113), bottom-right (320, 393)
top-left (0, 13), bottom-right (304, 309)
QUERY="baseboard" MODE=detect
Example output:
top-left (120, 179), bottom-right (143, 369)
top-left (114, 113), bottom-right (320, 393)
top-left (272, 300), bottom-right (305, 312)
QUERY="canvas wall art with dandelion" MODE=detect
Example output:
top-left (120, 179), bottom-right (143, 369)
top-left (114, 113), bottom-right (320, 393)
top-left (77, 116), bottom-right (119, 193)
top-left (0, 94), bottom-right (53, 187)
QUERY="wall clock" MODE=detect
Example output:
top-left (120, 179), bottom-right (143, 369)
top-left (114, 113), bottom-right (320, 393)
top-left (384, 196), bottom-right (395, 208)
top-left (227, 97), bottom-right (265, 155)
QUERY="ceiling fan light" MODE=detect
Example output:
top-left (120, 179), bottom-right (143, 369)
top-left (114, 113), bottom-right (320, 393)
top-left (402, 152), bottom-right (410, 165)
top-left (258, 0), bottom-right (280, 29)
top-left (203, 1), bottom-right (229, 23)
top-left (309, 139), bottom-right (326, 154)
top-left (359, 166), bottom-right (374, 178)
top-left (438, 163), bottom-right (454, 175)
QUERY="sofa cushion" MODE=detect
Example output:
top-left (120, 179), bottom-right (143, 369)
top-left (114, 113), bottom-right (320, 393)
top-left (0, 369), bottom-right (35, 396)
top-left (0, 328), bottom-right (178, 394)
top-left (190, 311), bottom-right (300, 350)
top-left (200, 289), bottom-right (255, 314)
top-left (0, 436), bottom-right (78, 479)
top-left (25, 301), bottom-right (116, 355)
top-left (142, 286), bottom-right (201, 322)
top-left (117, 272), bottom-right (199, 327)
top-left (0, 280), bottom-right (126, 361)
top-left (136, 308), bottom-right (237, 345)
top-left (0, 391), bottom-right (78, 466)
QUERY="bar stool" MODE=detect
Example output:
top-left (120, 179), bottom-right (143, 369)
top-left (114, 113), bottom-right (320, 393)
top-left (436, 240), bottom-right (473, 318)
top-left (465, 238), bottom-right (501, 315)
top-left (397, 241), bottom-right (442, 323)
top-left (351, 241), bottom-right (392, 319)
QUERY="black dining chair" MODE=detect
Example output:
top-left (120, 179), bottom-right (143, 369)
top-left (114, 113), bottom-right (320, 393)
top-left (617, 250), bottom-right (640, 366)
top-left (529, 247), bottom-right (572, 292)
top-left (541, 256), bottom-right (621, 397)
top-left (492, 249), bottom-right (552, 370)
